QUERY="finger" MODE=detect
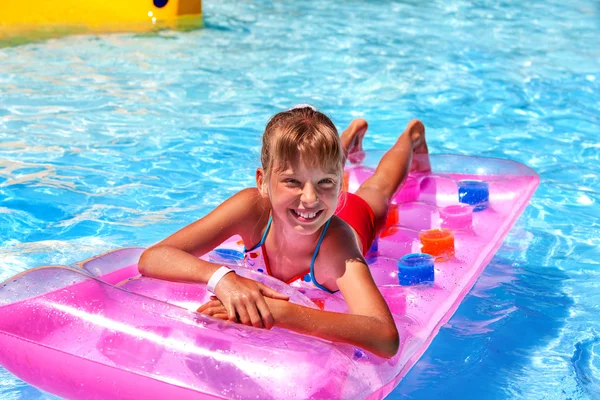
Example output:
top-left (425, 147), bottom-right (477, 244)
top-left (213, 306), bottom-right (228, 315)
top-left (256, 297), bottom-right (274, 329)
top-left (213, 306), bottom-right (229, 315)
top-left (258, 284), bottom-right (290, 300)
top-left (235, 305), bottom-right (252, 326)
top-left (225, 300), bottom-right (239, 322)
top-left (197, 301), bottom-right (213, 313)
top-left (245, 303), bottom-right (265, 329)
top-left (210, 296), bottom-right (219, 301)
top-left (198, 300), bottom-right (221, 312)
top-left (213, 313), bottom-right (229, 321)
top-left (199, 306), bottom-right (221, 316)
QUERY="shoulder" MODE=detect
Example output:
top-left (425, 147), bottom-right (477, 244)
top-left (315, 216), bottom-right (365, 283)
top-left (220, 187), bottom-right (270, 226)
top-left (225, 188), bottom-right (270, 217)
top-left (226, 188), bottom-right (272, 242)
top-left (187, 187), bottom-right (272, 236)
top-left (153, 187), bottom-right (270, 254)
top-left (324, 216), bottom-right (360, 249)
top-left (230, 187), bottom-right (262, 203)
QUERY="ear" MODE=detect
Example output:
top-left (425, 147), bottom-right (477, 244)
top-left (256, 168), bottom-right (269, 198)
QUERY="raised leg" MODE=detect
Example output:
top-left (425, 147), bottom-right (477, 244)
top-left (354, 119), bottom-right (429, 230)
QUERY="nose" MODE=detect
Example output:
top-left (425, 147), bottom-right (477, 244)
top-left (301, 182), bottom-right (319, 206)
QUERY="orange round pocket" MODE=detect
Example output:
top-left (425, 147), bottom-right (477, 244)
top-left (419, 229), bottom-right (455, 261)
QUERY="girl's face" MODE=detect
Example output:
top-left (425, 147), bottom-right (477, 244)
top-left (261, 157), bottom-right (341, 236)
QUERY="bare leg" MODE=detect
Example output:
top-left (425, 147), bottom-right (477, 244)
top-left (340, 118), bottom-right (368, 164)
top-left (354, 119), bottom-right (429, 230)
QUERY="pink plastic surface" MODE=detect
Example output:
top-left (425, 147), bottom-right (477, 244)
top-left (0, 153), bottom-right (539, 400)
top-left (440, 204), bottom-right (473, 230)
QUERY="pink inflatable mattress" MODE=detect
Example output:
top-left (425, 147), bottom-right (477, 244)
top-left (0, 153), bottom-right (539, 399)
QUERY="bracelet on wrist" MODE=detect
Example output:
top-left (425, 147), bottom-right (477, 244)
top-left (207, 266), bottom-right (235, 294)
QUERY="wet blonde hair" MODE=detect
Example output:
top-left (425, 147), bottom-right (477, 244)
top-left (260, 107), bottom-right (345, 188)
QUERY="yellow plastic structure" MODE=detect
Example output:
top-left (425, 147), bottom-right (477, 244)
top-left (1, 0), bottom-right (202, 45)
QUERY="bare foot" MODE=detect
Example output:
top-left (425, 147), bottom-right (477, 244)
top-left (405, 119), bottom-right (430, 173)
top-left (341, 118), bottom-right (368, 165)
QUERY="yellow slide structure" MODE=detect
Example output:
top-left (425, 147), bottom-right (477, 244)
top-left (1, 0), bottom-right (202, 45)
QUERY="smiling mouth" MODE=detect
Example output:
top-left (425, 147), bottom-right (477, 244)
top-left (291, 209), bottom-right (323, 222)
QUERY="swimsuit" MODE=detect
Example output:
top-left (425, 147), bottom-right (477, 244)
top-left (243, 192), bottom-right (377, 293)
top-left (334, 192), bottom-right (377, 255)
top-left (244, 216), bottom-right (334, 292)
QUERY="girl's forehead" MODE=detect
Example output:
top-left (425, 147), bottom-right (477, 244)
top-left (274, 158), bottom-right (338, 175)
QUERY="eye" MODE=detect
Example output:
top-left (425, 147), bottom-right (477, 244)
top-left (318, 178), bottom-right (336, 187)
top-left (283, 178), bottom-right (301, 186)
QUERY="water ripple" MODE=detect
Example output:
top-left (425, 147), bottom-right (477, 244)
top-left (572, 334), bottom-right (600, 398)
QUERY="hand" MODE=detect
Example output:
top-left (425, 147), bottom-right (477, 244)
top-left (197, 296), bottom-right (230, 321)
top-left (213, 273), bottom-right (289, 329)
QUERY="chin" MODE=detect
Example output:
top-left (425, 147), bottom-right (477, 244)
top-left (292, 224), bottom-right (323, 236)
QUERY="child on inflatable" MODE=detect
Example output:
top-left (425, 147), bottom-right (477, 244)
top-left (138, 105), bottom-right (428, 358)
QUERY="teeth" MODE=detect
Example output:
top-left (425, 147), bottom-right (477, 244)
top-left (295, 210), bottom-right (317, 219)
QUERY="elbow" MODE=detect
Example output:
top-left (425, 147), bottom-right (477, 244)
top-left (138, 246), bottom-right (163, 277)
top-left (386, 327), bottom-right (400, 358)
top-left (377, 325), bottom-right (400, 359)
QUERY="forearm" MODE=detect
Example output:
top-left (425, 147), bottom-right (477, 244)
top-left (138, 245), bottom-right (221, 284)
top-left (267, 298), bottom-right (399, 358)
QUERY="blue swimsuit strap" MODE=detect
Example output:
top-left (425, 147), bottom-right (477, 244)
top-left (244, 215), bottom-right (337, 294)
top-left (244, 216), bottom-right (272, 253)
top-left (309, 218), bottom-right (338, 294)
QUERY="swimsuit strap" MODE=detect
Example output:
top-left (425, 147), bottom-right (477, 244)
top-left (244, 215), bottom-right (337, 294)
top-left (244, 215), bottom-right (272, 252)
top-left (309, 218), bottom-right (337, 294)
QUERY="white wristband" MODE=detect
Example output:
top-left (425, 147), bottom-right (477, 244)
top-left (207, 266), bottom-right (234, 294)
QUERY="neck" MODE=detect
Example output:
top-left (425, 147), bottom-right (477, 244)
top-left (263, 215), bottom-right (329, 280)
top-left (268, 215), bottom-right (325, 254)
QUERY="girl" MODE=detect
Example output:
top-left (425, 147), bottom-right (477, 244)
top-left (138, 106), bottom-right (428, 358)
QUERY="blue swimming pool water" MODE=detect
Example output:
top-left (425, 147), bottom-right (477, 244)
top-left (1, 0), bottom-right (599, 398)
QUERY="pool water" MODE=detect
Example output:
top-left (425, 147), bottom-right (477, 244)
top-left (1, 0), bottom-right (599, 398)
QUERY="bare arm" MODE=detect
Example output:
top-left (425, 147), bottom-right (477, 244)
top-left (199, 221), bottom-right (399, 358)
top-left (138, 246), bottom-right (220, 284)
top-left (139, 188), bottom-right (289, 329)
top-left (265, 288), bottom-right (399, 358)
top-left (138, 188), bottom-right (258, 283)
top-left (201, 275), bottom-right (398, 358)
top-left (285, 220), bottom-right (399, 357)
